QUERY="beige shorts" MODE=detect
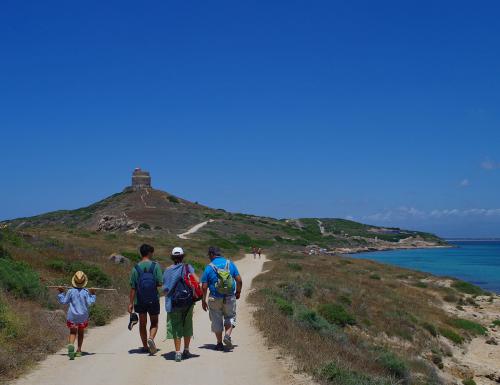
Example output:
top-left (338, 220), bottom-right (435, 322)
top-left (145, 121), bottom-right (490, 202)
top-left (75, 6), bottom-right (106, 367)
top-left (208, 296), bottom-right (237, 333)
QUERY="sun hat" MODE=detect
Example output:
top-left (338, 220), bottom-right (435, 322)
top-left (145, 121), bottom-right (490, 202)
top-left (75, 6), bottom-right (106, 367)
top-left (171, 247), bottom-right (184, 256)
top-left (71, 271), bottom-right (88, 288)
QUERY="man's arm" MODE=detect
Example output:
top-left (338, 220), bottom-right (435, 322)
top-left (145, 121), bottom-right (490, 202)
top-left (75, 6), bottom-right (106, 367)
top-left (234, 275), bottom-right (242, 299)
top-left (201, 283), bottom-right (209, 311)
top-left (128, 288), bottom-right (135, 314)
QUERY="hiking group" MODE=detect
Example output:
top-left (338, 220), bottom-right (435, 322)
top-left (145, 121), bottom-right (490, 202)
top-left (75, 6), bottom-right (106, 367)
top-left (56, 244), bottom-right (242, 362)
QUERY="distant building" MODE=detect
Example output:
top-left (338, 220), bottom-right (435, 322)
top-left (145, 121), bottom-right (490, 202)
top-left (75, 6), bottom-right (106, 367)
top-left (131, 168), bottom-right (151, 190)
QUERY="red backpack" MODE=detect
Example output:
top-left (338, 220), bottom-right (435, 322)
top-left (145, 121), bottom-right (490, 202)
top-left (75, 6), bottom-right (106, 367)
top-left (184, 264), bottom-right (203, 301)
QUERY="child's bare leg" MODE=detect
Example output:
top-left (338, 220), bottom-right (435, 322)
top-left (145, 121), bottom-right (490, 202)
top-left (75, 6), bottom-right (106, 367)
top-left (183, 336), bottom-right (191, 351)
top-left (77, 328), bottom-right (84, 352)
top-left (149, 314), bottom-right (158, 340)
top-left (68, 328), bottom-right (77, 345)
top-left (174, 338), bottom-right (181, 352)
top-left (139, 313), bottom-right (148, 348)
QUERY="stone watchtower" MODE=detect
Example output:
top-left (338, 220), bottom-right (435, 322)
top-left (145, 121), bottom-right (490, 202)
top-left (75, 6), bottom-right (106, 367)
top-left (131, 168), bottom-right (151, 190)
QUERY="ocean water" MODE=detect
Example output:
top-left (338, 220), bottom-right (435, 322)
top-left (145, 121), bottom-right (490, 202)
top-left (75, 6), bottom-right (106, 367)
top-left (350, 241), bottom-right (500, 293)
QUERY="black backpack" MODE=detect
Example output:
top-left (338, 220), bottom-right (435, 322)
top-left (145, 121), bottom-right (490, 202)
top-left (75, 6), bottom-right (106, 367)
top-left (134, 262), bottom-right (158, 304)
top-left (171, 264), bottom-right (194, 310)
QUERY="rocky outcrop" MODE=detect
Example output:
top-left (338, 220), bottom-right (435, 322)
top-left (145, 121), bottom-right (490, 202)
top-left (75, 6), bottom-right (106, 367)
top-left (96, 215), bottom-right (137, 232)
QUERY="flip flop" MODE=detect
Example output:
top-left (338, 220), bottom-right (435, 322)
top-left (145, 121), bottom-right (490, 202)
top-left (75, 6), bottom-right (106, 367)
top-left (68, 345), bottom-right (75, 360)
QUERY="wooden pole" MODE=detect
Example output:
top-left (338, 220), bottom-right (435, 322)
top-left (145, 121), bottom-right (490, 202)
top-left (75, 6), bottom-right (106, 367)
top-left (47, 286), bottom-right (117, 291)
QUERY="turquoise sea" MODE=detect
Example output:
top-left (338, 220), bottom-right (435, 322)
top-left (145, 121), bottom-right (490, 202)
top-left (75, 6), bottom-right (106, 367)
top-left (350, 241), bottom-right (500, 293)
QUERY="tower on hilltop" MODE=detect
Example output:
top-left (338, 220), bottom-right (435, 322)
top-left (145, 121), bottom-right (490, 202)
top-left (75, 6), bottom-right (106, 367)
top-left (131, 168), bottom-right (151, 190)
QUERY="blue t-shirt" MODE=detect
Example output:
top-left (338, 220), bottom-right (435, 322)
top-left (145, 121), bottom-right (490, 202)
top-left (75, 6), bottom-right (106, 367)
top-left (201, 256), bottom-right (240, 298)
top-left (163, 263), bottom-right (195, 313)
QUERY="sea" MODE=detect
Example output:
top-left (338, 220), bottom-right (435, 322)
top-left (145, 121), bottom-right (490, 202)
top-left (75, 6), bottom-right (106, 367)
top-left (350, 241), bottom-right (500, 294)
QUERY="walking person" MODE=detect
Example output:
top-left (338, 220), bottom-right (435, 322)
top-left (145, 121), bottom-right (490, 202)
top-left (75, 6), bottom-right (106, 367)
top-left (258, 247), bottom-right (262, 258)
top-left (128, 244), bottom-right (163, 354)
top-left (201, 246), bottom-right (242, 351)
top-left (252, 246), bottom-right (257, 259)
top-left (57, 271), bottom-right (96, 360)
top-left (163, 247), bottom-right (200, 362)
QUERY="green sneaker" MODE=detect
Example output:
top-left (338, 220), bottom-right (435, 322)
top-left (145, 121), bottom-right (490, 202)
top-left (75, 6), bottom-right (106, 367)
top-left (68, 345), bottom-right (75, 360)
top-left (75, 351), bottom-right (82, 358)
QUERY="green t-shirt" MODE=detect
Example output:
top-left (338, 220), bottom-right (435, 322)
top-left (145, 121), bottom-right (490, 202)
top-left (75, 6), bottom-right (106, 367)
top-left (130, 260), bottom-right (163, 304)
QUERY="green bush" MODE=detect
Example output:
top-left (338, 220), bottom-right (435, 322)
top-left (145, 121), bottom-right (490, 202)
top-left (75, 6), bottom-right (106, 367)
top-left (318, 303), bottom-right (356, 327)
top-left (491, 320), bottom-right (500, 327)
top-left (186, 259), bottom-right (205, 273)
top-left (120, 251), bottom-right (141, 263)
top-left (302, 282), bottom-right (314, 298)
top-left (89, 304), bottom-right (111, 326)
top-left (450, 318), bottom-right (487, 335)
top-left (439, 327), bottom-right (464, 344)
top-left (462, 379), bottom-right (476, 385)
top-left (452, 281), bottom-right (486, 296)
top-left (46, 259), bottom-right (66, 272)
top-left (0, 258), bottom-right (45, 300)
top-left (369, 274), bottom-right (381, 280)
top-left (274, 297), bottom-right (294, 316)
top-left (45, 260), bottom-right (112, 287)
top-left (422, 322), bottom-right (438, 337)
top-left (167, 195), bottom-right (180, 203)
top-left (296, 308), bottom-right (331, 331)
top-left (414, 281), bottom-right (428, 288)
top-left (0, 299), bottom-right (21, 339)
top-left (377, 350), bottom-right (408, 379)
top-left (319, 362), bottom-right (389, 385)
top-left (287, 262), bottom-right (302, 271)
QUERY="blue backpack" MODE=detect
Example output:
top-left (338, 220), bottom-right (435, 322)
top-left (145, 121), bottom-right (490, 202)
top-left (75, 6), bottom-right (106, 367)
top-left (134, 262), bottom-right (158, 304)
top-left (171, 264), bottom-right (194, 310)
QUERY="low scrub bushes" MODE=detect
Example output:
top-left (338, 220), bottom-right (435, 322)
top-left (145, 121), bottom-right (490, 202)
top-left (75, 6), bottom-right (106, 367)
top-left (318, 303), bottom-right (356, 327)
top-left (422, 322), bottom-right (438, 337)
top-left (0, 258), bottom-right (45, 300)
top-left (46, 260), bottom-right (111, 287)
top-left (0, 299), bottom-right (22, 339)
top-left (287, 262), bottom-right (302, 271)
top-left (89, 303), bottom-right (112, 326)
top-left (275, 297), bottom-right (294, 316)
top-left (450, 318), bottom-right (487, 335)
top-left (452, 281), bottom-right (486, 296)
top-left (439, 327), bottom-right (464, 344)
top-left (296, 307), bottom-right (332, 332)
top-left (462, 379), bottom-right (476, 385)
top-left (120, 251), bottom-right (141, 263)
top-left (376, 350), bottom-right (409, 379)
top-left (319, 362), bottom-right (390, 385)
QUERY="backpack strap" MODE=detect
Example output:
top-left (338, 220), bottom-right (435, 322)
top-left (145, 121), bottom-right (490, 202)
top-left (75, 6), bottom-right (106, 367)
top-left (224, 259), bottom-right (230, 272)
top-left (209, 262), bottom-right (218, 274)
top-left (148, 261), bottom-right (157, 274)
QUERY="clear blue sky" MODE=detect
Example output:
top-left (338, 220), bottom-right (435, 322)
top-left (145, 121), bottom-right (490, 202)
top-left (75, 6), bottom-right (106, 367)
top-left (1, 0), bottom-right (499, 237)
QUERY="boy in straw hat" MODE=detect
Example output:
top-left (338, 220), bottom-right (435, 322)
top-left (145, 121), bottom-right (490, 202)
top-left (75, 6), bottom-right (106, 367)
top-left (57, 271), bottom-right (96, 360)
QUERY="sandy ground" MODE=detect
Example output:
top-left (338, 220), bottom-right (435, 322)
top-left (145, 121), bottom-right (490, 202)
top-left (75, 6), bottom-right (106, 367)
top-left (11, 255), bottom-right (314, 385)
top-left (178, 219), bottom-right (214, 239)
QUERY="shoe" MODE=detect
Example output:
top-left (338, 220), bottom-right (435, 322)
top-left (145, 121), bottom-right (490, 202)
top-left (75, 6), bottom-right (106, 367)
top-left (75, 351), bottom-right (82, 358)
top-left (223, 334), bottom-right (233, 348)
top-left (215, 342), bottom-right (224, 351)
top-left (68, 344), bottom-right (75, 360)
top-left (175, 352), bottom-right (182, 362)
top-left (128, 313), bottom-right (138, 331)
top-left (147, 338), bottom-right (157, 355)
top-left (182, 350), bottom-right (192, 359)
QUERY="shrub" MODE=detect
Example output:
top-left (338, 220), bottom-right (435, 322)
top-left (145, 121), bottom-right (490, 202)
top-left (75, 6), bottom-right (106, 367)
top-left (443, 293), bottom-right (458, 302)
top-left (317, 303), bottom-right (356, 327)
top-left (168, 195), bottom-right (180, 203)
top-left (186, 259), bottom-right (205, 273)
top-left (462, 379), bottom-right (476, 385)
top-left (450, 318), bottom-right (487, 335)
top-left (369, 274), bottom-right (381, 280)
top-left (121, 251), bottom-right (141, 263)
top-left (302, 282), bottom-right (314, 298)
top-left (274, 297), bottom-right (294, 316)
top-left (71, 262), bottom-right (111, 287)
top-left (296, 308), bottom-right (331, 331)
top-left (422, 322), bottom-right (438, 337)
top-left (46, 259), bottom-right (66, 272)
top-left (414, 281), bottom-right (428, 288)
top-left (377, 350), bottom-right (409, 379)
top-left (89, 303), bottom-right (111, 326)
top-left (439, 327), bottom-right (464, 344)
top-left (138, 223), bottom-right (151, 230)
top-left (319, 362), bottom-right (388, 385)
top-left (338, 295), bottom-right (352, 305)
top-left (287, 262), bottom-right (302, 271)
top-left (491, 320), bottom-right (500, 327)
top-left (0, 258), bottom-right (45, 300)
top-left (452, 281), bottom-right (486, 296)
top-left (0, 299), bottom-right (21, 339)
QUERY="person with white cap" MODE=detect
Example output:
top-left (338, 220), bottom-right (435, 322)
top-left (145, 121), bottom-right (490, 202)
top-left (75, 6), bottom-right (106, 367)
top-left (163, 246), bottom-right (200, 362)
top-left (57, 271), bottom-right (96, 360)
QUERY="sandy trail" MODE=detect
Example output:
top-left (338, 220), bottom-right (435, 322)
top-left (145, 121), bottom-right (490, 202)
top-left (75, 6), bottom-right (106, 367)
top-left (12, 255), bottom-right (312, 385)
top-left (178, 219), bottom-right (214, 239)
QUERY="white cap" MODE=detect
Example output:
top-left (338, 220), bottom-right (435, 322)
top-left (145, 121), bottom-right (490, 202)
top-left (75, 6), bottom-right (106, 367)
top-left (171, 247), bottom-right (184, 256)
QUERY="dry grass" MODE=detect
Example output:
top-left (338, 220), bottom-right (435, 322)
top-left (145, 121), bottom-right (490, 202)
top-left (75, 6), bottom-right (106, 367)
top-left (249, 251), bottom-right (478, 385)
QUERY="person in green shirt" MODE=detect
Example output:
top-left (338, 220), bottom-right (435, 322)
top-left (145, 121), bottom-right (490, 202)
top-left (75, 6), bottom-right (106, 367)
top-left (128, 244), bottom-right (163, 354)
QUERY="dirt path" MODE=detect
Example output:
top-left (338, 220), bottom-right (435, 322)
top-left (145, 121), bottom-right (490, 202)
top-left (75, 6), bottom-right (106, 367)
top-left (11, 255), bottom-right (313, 385)
top-left (177, 219), bottom-right (214, 239)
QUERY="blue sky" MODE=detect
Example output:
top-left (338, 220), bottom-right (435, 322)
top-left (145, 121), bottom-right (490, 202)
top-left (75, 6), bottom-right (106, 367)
top-left (1, 0), bottom-right (499, 237)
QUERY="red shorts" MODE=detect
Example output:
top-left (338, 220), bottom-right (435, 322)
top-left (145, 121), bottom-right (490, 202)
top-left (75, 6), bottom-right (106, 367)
top-left (66, 320), bottom-right (89, 329)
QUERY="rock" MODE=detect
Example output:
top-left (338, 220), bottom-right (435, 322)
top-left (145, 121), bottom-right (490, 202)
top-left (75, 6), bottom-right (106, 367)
top-left (108, 254), bottom-right (130, 264)
top-left (486, 337), bottom-right (498, 345)
top-left (97, 215), bottom-right (137, 232)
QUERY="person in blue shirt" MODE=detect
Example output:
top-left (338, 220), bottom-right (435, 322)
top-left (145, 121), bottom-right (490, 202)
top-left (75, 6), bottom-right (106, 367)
top-left (57, 271), bottom-right (96, 360)
top-left (201, 246), bottom-right (242, 351)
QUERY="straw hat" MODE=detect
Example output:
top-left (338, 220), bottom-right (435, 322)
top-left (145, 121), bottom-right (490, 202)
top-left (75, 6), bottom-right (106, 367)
top-left (71, 271), bottom-right (88, 288)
